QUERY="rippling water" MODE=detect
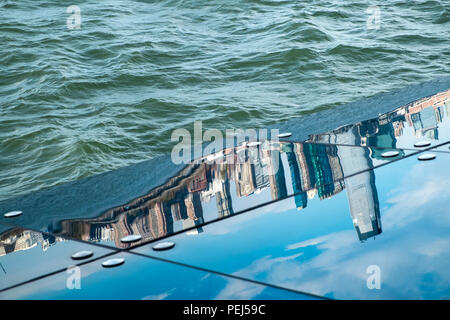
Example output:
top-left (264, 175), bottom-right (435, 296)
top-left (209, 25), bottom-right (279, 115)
top-left (0, 0), bottom-right (449, 200)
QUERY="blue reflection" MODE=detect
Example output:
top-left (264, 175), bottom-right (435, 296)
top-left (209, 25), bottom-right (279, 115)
top-left (2, 252), bottom-right (318, 300)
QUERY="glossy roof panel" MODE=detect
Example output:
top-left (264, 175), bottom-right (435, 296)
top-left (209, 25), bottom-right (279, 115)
top-left (131, 152), bottom-right (450, 299)
top-left (0, 224), bottom-right (13, 235)
top-left (0, 251), bottom-right (321, 300)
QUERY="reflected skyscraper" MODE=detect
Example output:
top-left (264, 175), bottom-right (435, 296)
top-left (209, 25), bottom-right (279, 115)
top-left (250, 148), bottom-right (270, 191)
top-left (282, 143), bottom-right (307, 210)
top-left (333, 126), bottom-right (382, 241)
top-left (266, 148), bottom-right (288, 201)
top-left (213, 164), bottom-right (234, 218)
top-left (359, 117), bottom-right (397, 149)
top-left (410, 107), bottom-right (440, 139)
top-left (303, 143), bottom-right (343, 200)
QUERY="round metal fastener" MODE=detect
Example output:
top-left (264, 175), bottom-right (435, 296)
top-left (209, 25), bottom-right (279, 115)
top-left (120, 234), bottom-right (142, 243)
top-left (278, 132), bottom-right (292, 138)
top-left (418, 153), bottom-right (436, 161)
top-left (102, 258), bottom-right (125, 268)
top-left (3, 211), bottom-right (22, 218)
top-left (414, 141), bottom-right (431, 148)
top-left (71, 250), bottom-right (94, 260)
top-left (381, 151), bottom-right (400, 158)
top-left (152, 242), bottom-right (175, 251)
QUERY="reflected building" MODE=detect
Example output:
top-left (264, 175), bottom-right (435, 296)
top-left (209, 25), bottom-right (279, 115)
top-left (212, 165), bottom-right (234, 218)
top-left (406, 90), bottom-right (449, 139)
top-left (266, 148), bottom-right (288, 201)
top-left (282, 143), bottom-right (307, 210)
top-left (311, 122), bottom-right (382, 241)
top-left (304, 89), bottom-right (450, 240)
top-left (0, 229), bottom-right (63, 257)
top-left (310, 88), bottom-right (450, 148)
top-left (0, 138), bottom-right (381, 249)
top-left (234, 158), bottom-right (256, 197)
top-left (335, 126), bottom-right (381, 241)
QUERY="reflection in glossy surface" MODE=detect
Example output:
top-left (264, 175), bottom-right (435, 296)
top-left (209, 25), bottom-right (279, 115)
top-left (0, 227), bottom-right (112, 290)
top-left (339, 143), bottom-right (381, 241)
top-left (134, 154), bottom-right (450, 299)
top-left (309, 89), bottom-right (450, 148)
top-left (10, 89), bottom-right (447, 248)
top-left (1, 228), bottom-right (62, 257)
top-left (44, 138), bottom-right (401, 248)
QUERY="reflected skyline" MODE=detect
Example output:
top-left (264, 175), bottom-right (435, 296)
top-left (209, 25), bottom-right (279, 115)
top-left (309, 89), bottom-right (450, 147)
top-left (1, 89), bottom-right (449, 253)
top-left (2, 141), bottom-right (379, 253)
top-left (0, 228), bottom-right (63, 258)
top-left (58, 136), bottom-right (383, 246)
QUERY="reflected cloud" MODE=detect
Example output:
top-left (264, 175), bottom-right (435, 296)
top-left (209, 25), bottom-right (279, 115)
top-left (215, 279), bottom-right (266, 300)
top-left (383, 169), bottom-right (450, 229)
top-left (142, 291), bottom-right (173, 300)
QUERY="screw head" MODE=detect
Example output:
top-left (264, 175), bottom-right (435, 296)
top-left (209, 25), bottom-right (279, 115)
top-left (71, 250), bottom-right (94, 260)
top-left (102, 258), bottom-right (125, 268)
top-left (3, 211), bottom-right (22, 218)
top-left (418, 153), bottom-right (436, 161)
top-left (120, 234), bottom-right (142, 243)
top-left (152, 242), bottom-right (175, 251)
top-left (414, 141), bottom-right (431, 147)
top-left (278, 132), bottom-right (292, 138)
top-left (381, 151), bottom-right (400, 158)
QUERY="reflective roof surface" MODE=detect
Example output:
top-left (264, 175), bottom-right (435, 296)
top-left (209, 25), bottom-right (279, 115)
top-left (1, 84), bottom-right (450, 299)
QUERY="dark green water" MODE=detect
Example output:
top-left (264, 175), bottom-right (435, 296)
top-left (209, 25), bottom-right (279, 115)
top-left (0, 0), bottom-right (449, 201)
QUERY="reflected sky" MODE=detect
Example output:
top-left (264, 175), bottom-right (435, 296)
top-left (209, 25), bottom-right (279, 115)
top-left (1, 251), bottom-right (318, 300)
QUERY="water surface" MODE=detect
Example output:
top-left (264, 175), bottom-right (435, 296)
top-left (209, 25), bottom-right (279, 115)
top-left (1, 0), bottom-right (449, 200)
